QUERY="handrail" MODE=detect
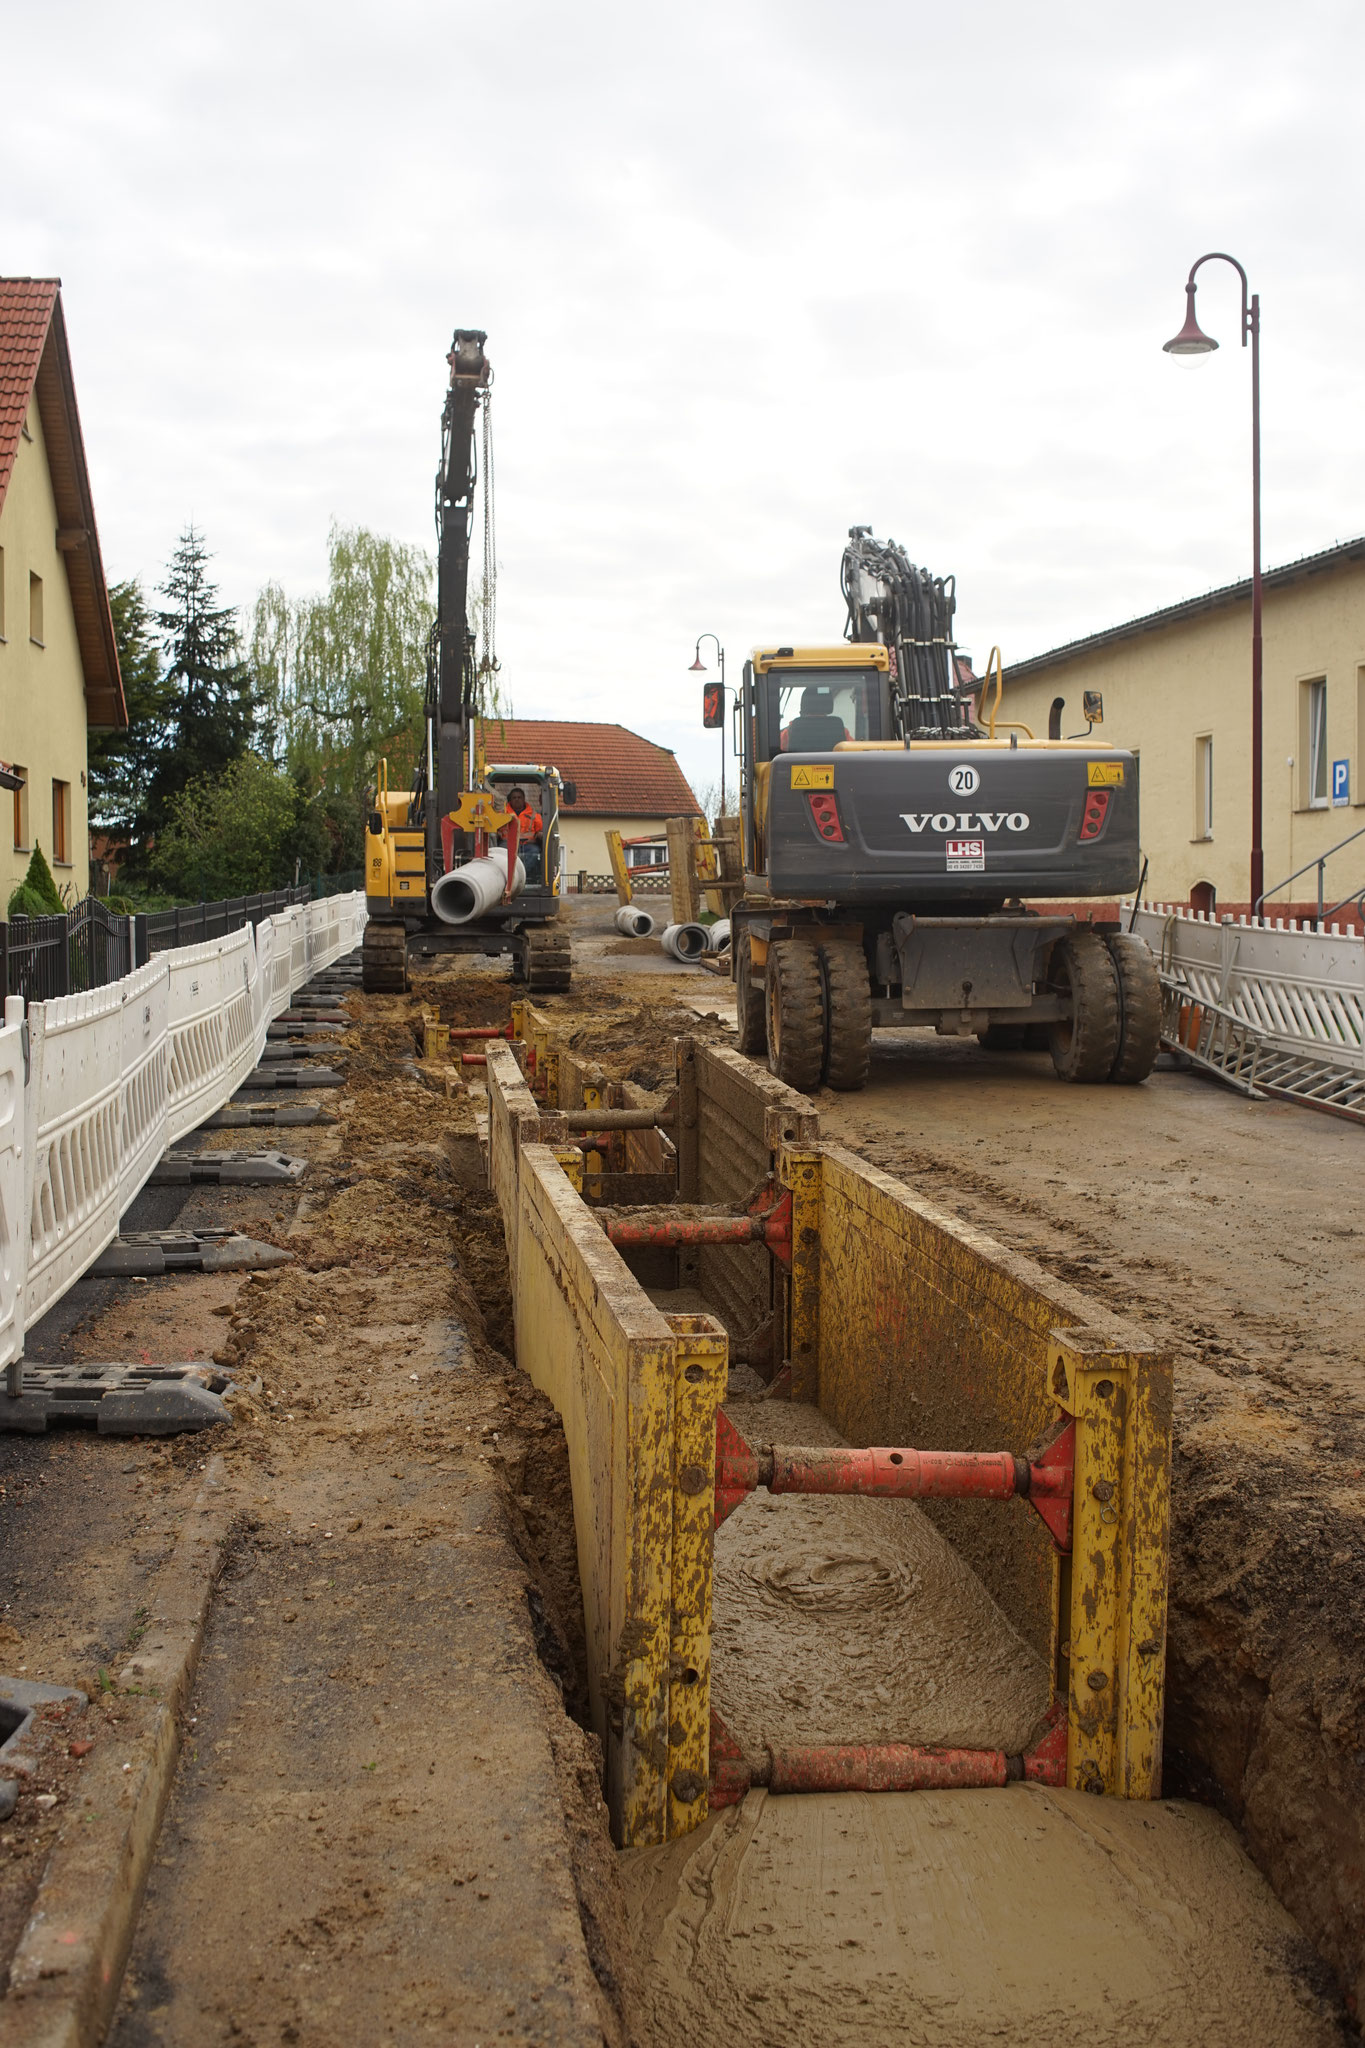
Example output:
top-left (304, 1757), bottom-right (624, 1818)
top-left (1254, 819), bottom-right (1365, 927)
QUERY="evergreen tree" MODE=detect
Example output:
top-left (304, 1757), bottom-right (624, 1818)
top-left (88, 578), bottom-right (177, 835)
top-left (143, 527), bottom-right (255, 835)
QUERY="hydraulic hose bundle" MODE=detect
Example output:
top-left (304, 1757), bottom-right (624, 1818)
top-left (841, 527), bottom-right (974, 741)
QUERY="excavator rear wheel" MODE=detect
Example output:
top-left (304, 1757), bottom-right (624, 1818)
top-left (523, 926), bottom-right (572, 995)
top-left (1047, 932), bottom-right (1120, 1083)
top-left (818, 942), bottom-right (872, 1091)
top-left (734, 933), bottom-right (766, 1055)
top-left (361, 922), bottom-right (408, 994)
top-left (1105, 932), bottom-right (1163, 1083)
top-left (765, 941), bottom-right (826, 1094)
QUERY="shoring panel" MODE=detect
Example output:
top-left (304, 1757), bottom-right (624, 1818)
top-left (514, 1142), bottom-right (681, 1846)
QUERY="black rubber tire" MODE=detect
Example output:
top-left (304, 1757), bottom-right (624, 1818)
top-left (361, 923), bottom-right (408, 993)
top-left (765, 941), bottom-right (826, 1093)
top-left (976, 1024), bottom-right (1028, 1052)
top-left (523, 926), bottom-right (572, 994)
top-left (1047, 931), bottom-right (1120, 1083)
top-left (818, 942), bottom-right (872, 1091)
top-left (1106, 932), bottom-right (1162, 1084)
top-left (734, 932), bottom-right (766, 1055)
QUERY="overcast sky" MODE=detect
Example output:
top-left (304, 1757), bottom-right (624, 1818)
top-left (8, 0), bottom-right (1364, 801)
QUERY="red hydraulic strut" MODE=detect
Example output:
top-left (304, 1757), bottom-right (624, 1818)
top-left (708, 1703), bottom-right (1067, 1806)
top-left (604, 1186), bottom-right (793, 1266)
top-left (714, 1409), bottom-right (1074, 1550)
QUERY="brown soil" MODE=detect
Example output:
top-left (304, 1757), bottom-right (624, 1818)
top-left (1, 963), bottom-right (639, 2047)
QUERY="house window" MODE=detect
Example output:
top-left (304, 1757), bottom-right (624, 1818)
top-left (29, 572), bottom-right (43, 646)
top-left (1194, 734), bottom-right (1213, 840)
top-left (51, 779), bottom-right (69, 865)
top-left (1305, 677), bottom-right (1328, 808)
top-left (11, 768), bottom-right (27, 850)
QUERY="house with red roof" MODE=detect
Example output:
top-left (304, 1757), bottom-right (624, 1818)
top-left (475, 716), bottom-right (701, 879)
top-left (0, 278), bottom-right (125, 900)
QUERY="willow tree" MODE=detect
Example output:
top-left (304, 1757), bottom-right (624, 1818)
top-left (252, 524), bottom-right (434, 870)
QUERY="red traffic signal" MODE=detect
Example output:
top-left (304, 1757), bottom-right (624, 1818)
top-left (702, 683), bottom-right (724, 729)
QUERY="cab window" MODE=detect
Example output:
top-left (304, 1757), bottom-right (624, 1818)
top-left (763, 670), bottom-right (882, 758)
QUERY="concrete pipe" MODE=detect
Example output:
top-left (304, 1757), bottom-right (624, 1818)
top-left (615, 904), bottom-right (657, 938)
top-left (660, 922), bottom-right (709, 962)
top-left (708, 919), bottom-right (731, 953)
top-left (431, 855), bottom-right (526, 926)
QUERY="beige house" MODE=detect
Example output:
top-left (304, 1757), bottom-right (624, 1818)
top-left (998, 539), bottom-right (1365, 918)
top-left (0, 278), bottom-right (125, 903)
top-left (474, 716), bottom-right (701, 879)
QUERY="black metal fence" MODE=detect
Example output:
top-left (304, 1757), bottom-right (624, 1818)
top-left (0, 870), bottom-right (364, 1004)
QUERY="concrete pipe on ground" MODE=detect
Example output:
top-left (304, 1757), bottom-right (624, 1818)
top-left (660, 922), bottom-right (709, 962)
top-left (615, 905), bottom-right (657, 938)
top-left (431, 855), bottom-right (526, 926)
top-left (708, 919), bottom-right (731, 953)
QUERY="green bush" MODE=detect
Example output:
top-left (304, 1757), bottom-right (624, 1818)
top-left (8, 844), bottom-right (65, 919)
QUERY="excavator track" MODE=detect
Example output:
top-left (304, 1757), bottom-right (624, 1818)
top-left (361, 922), bottom-right (408, 994)
top-left (522, 926), bottom-right (572, 994)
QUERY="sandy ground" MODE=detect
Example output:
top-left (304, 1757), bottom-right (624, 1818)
top-left (624, 1786), bottom-right (1343, 2048)
top-left (713, 1399), bottom-right (1050, 1755)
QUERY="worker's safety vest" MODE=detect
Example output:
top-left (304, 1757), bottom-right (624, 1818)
top-left (503, 806), bottom-right (542, 838)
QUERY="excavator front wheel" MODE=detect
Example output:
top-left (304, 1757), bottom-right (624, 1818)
top-left (765, 941), bottom-right (825, 1094)
top-left (1047, 932), bottom-right (1120, 1083)
top-left (818, 942), bottom-right (872, 1091)
top-left (734, 932), bottom-right (766, 1055)
top-left (361, 922), bottom-right (408, 994)
top-left (1105, 932), bottom-right (1163, 1083)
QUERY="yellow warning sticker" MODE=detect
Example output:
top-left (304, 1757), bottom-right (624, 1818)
top-left (791, 765), bottom-right (834, 790)
top-left (1087, 760), bottom-right (1125, 786)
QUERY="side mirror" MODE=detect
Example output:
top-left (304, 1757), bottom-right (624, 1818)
top-left (561, 780), bottom-right (578, 807)
top-left (1083, 690), bottom-right (1104, 724)
top-left (367, 809), bottom-right (383, 836)
top-left (702, 683), bottom-right (724, 729)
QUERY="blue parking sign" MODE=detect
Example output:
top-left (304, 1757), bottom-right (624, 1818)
top-left (1332, 759), bottom-right (1350, 806)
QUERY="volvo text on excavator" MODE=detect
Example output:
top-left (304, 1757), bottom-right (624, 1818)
top-left (362, 328), bottom-right (572, 995)
top-left (722, 528), bottom-right (1161, 1091)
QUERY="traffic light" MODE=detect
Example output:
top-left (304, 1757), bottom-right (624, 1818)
top-left (702, 683), bottom-right (723, 728)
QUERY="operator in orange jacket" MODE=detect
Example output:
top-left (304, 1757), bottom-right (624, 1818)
top-left (501, 786), bottom-right (544, 883)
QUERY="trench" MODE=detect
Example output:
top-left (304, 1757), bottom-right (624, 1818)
top-left (491, 927), bottom-right (1354, 2047)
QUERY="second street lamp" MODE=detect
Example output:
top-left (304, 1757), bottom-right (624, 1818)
top-left (1163, 251), bottom-right (1263, 910)
top-left (690, 633), bottom-right (728, 816)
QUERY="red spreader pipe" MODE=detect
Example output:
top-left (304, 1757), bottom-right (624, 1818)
top-left (446, 1024), bottom-right (514, 1040)
top-left (604, 1189), bottom-right (793, 1265)
top-left (715, 1410), bottom-right (1074, 1550)
top-left (708, 1706), bottom-right (1068, 1807)
top-left (460, 1052), bottom-right (487, 1067)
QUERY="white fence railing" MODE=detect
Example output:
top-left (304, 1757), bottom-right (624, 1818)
top-left (0, 892), bottom-right (366, 1367)
top-left (1126, 902), bottom-right (1365, 1069)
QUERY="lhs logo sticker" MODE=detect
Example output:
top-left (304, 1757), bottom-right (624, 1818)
top-left (946, 838), bottom-right (985, 871)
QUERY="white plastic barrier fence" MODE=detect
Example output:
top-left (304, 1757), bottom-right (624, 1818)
top-left (0, 891), bottom-right (366, 1369)
top-left (1126, 902), bottom-right (1365, 1067)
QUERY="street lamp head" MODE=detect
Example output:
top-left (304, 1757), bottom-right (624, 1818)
top-left (1164, 281), bottom-right (1218, 357)
top-left (688, 653), bottom-right (707, 672)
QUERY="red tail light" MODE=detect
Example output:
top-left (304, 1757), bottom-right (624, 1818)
top-left (1079, 789), bottom-right (1110, 841)
top-left (808, 791), bottom-right (845, 843)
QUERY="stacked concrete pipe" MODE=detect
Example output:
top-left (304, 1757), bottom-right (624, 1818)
top-left (660, 922), bottom-right (709, 962)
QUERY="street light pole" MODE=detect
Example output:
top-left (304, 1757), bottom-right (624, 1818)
top-left (1163, 253), bottom-right (1263, 910)
top-left (689, 633), bottom-right (728, 816)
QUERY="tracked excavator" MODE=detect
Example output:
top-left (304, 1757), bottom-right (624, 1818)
top-left (362, 329), bottom-right (572, 995)
top-left (723, 528), bottom-right (1161, 1091)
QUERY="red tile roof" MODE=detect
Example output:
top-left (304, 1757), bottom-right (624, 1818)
top-left (0, 278), bottom-right (58, 514)
top-left (476, 717), bottom-right (701, 817)
top-left (0, 278), bottom-right (125, 728)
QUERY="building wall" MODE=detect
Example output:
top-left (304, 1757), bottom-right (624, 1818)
top-left (558, 813), bottom-right (686, 876)
top-left (997, 561), bottom-right (1365, 912)
top-left (0, 392), bottom-right (91, 899)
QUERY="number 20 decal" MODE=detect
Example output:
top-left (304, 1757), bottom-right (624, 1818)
top-left (948, 765), bottom-right (980, 795)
